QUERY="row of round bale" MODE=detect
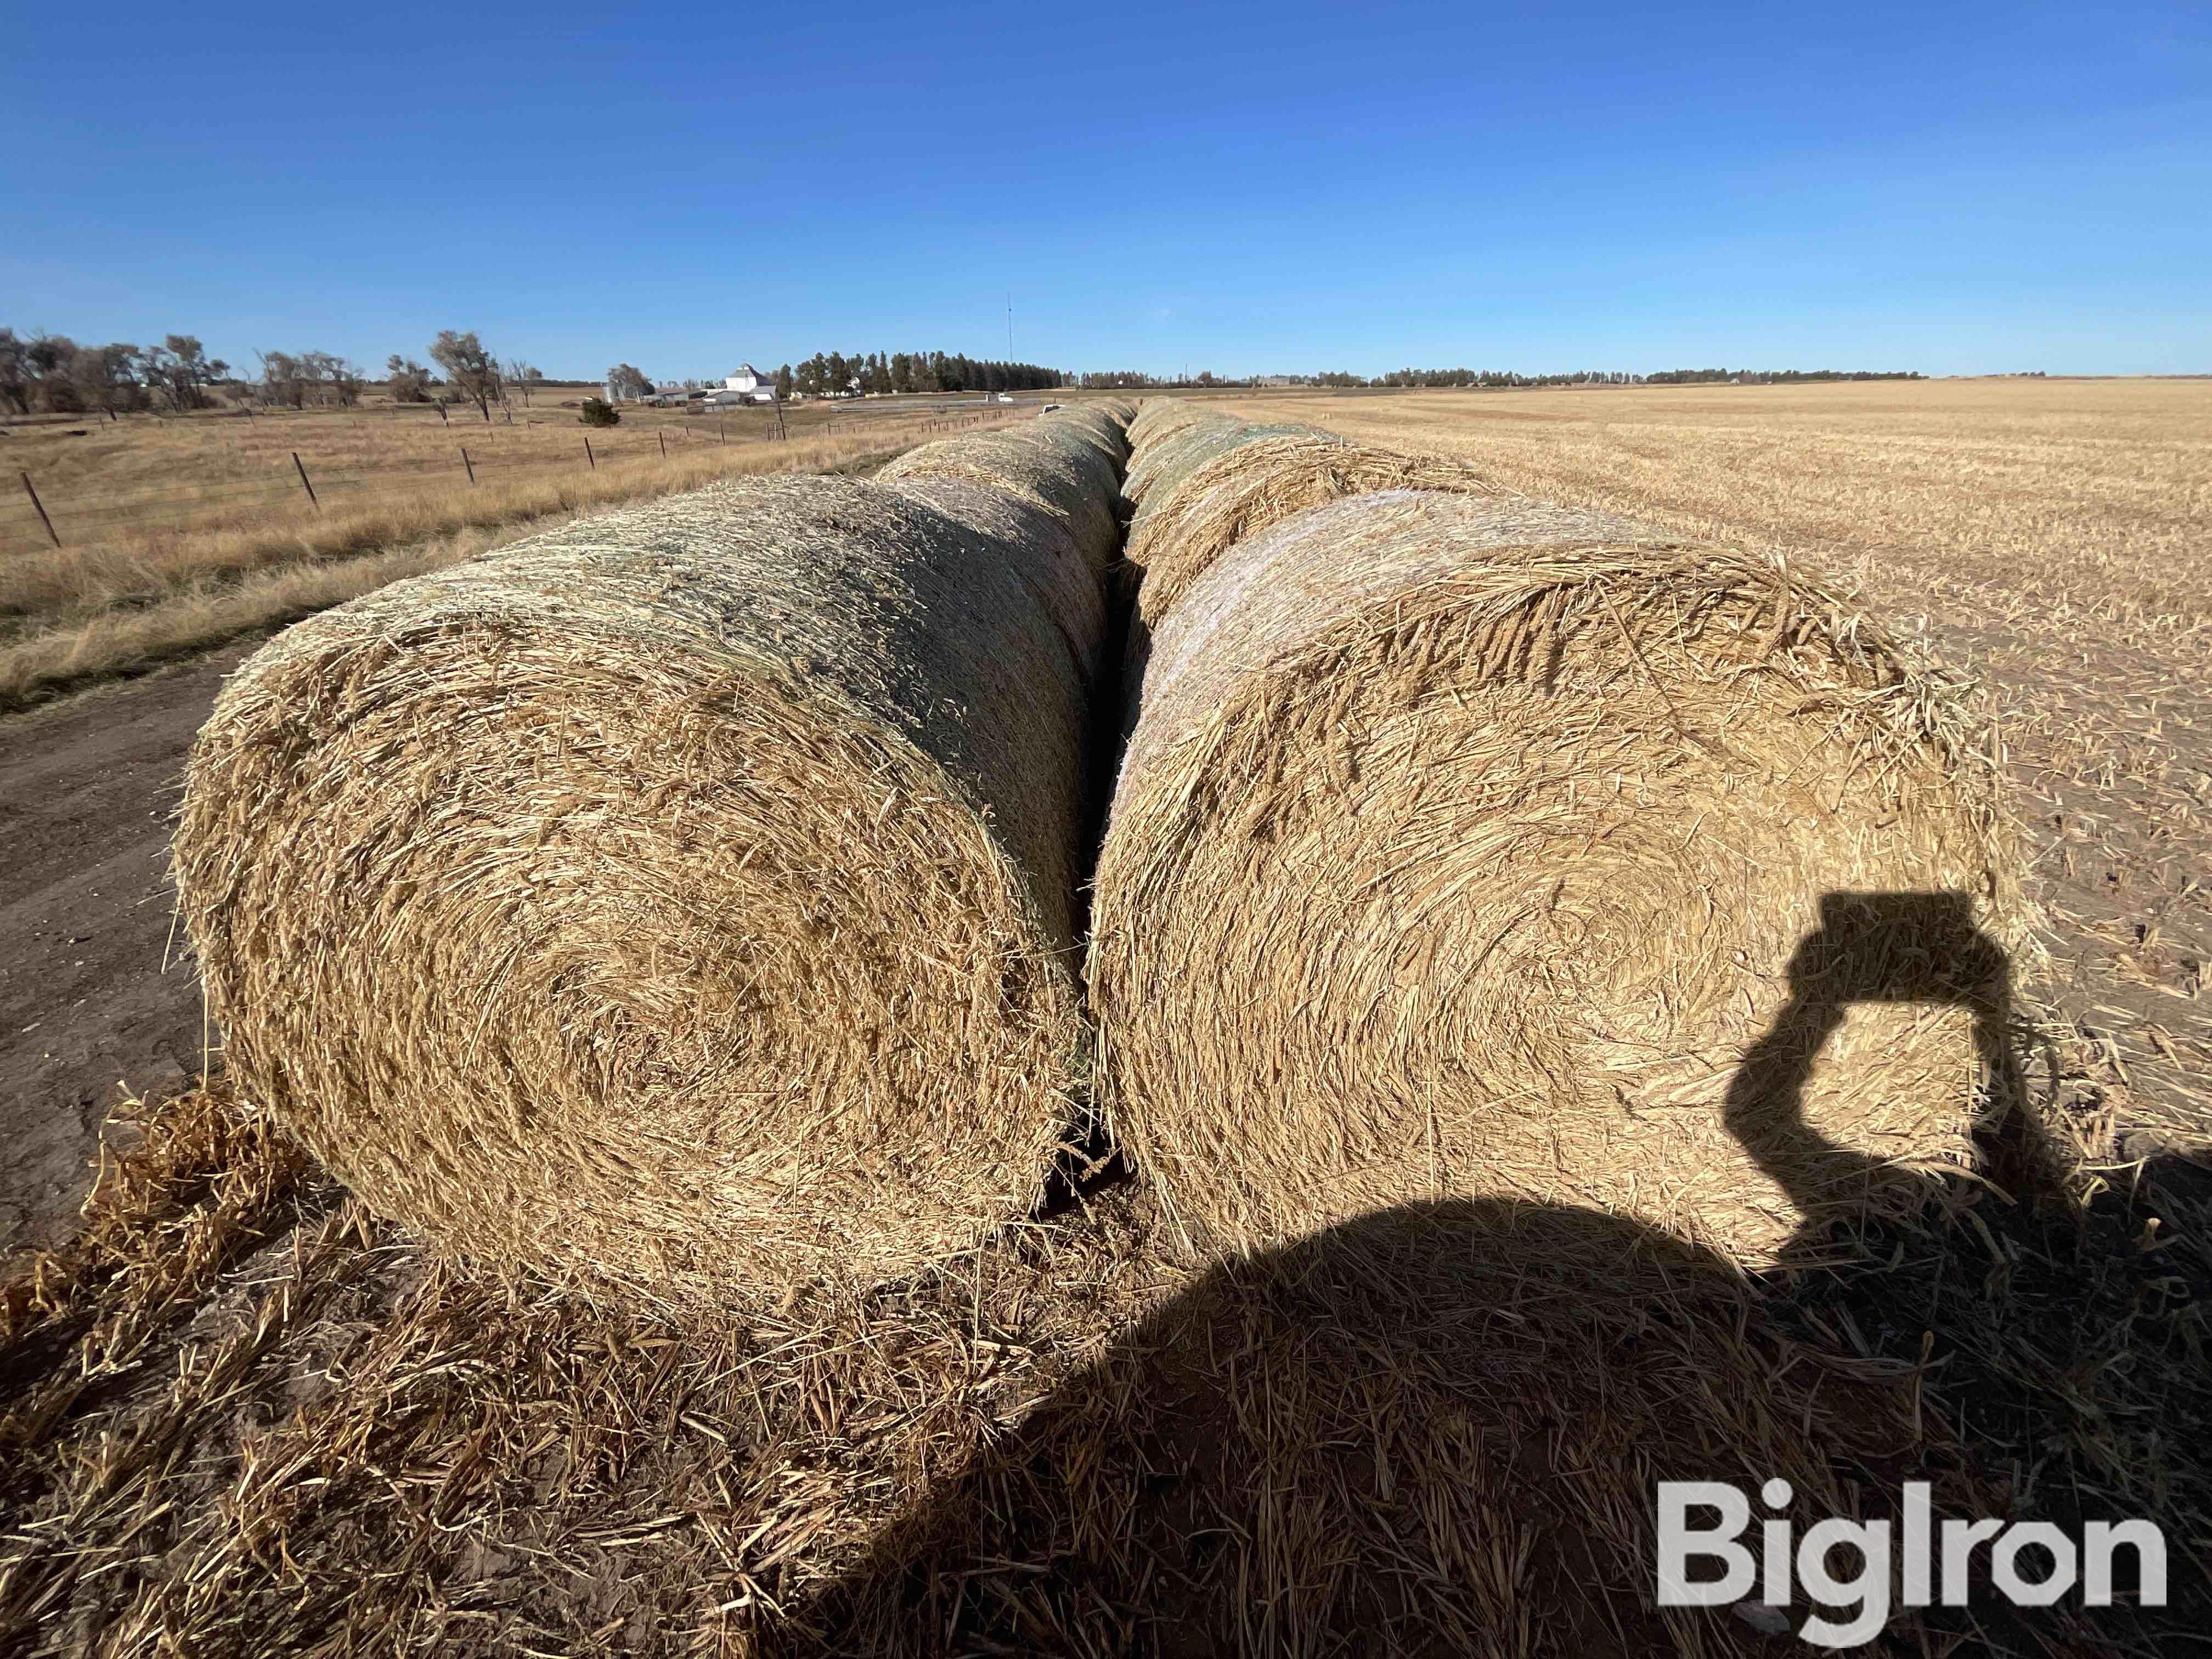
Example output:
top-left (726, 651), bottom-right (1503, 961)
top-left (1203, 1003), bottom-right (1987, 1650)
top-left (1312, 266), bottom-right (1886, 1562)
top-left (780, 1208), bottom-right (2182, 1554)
top-left (1093, 404), bottom-right (2027, 1262)
top-left (160, 392), bottom-right (2044, 1654)
top-left (172, 407), bottom-right (1136, 1304)
top-left (173, 391), bottom-right (2023, 1302)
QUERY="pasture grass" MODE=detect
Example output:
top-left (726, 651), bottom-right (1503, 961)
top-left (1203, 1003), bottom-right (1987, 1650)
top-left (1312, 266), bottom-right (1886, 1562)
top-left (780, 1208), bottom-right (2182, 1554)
top-left (0, 399), bottom-right (1022, 709)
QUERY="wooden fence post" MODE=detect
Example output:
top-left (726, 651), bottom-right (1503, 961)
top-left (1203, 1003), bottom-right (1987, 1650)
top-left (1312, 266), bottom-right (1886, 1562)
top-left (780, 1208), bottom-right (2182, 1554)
top-left (460, 446), bottom-right (476, 484)
top-left (658, 431), bottom-right (667, 458)
top-left (292, 453), bottom-right (319, 510)
top-left (20, 472), bottom-right (60, 547)
top-left (584, 437), bottom-right (595, 469)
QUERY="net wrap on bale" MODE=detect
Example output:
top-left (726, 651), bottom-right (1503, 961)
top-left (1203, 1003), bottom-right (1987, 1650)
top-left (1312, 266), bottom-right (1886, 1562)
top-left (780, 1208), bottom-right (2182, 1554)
top-left (878, 419), bottom-right (1124, 573)
top-left (175, 419), bottom-right (1125, 1305)
top-left (1093, 487), bottom-right (2028, 1262)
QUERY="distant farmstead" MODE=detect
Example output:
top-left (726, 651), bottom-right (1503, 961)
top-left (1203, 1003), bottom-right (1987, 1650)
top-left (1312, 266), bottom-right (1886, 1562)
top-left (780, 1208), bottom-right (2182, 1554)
top-left (709, 364), bottom-right (780, 405)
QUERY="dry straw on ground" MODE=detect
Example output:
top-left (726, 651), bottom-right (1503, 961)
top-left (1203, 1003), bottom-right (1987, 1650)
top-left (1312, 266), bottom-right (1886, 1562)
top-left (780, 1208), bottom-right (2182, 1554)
top-left (172, 414), bottom-right (1125, 1305)
top-left (1094, 485), bottom-right (2030, 1263)
top-left (9, 1077), bottom-right (2182, 1657)
top-left (1126, 430), bottom-right (1511, 624)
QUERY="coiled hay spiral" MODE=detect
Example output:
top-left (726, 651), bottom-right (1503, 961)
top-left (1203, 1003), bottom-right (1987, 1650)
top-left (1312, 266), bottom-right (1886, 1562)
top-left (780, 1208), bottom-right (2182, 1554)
top-left (1091, 489), bottom-right (2025, 1262)
top-left (174, 450), bottom-right (1121, 1305)
top-left (1127, 431), bottom-right (1508, 624)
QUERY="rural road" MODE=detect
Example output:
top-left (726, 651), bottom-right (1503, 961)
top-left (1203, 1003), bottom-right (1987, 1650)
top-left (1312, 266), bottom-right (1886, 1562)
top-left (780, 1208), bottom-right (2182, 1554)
top-left (0, 646), bottom-right (250, 1251)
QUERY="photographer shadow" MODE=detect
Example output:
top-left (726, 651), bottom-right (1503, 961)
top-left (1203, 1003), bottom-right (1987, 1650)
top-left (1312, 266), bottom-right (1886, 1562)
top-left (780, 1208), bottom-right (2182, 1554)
top-left (781, 893), bottom-right (2164, 1657)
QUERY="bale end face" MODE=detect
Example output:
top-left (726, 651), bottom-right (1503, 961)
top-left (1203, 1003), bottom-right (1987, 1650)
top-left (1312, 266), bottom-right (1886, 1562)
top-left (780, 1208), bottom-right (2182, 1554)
top-left (1093, 493), bottom-right (2029, 1264)
top-left (175, 476), bottom-right (1105, 1305)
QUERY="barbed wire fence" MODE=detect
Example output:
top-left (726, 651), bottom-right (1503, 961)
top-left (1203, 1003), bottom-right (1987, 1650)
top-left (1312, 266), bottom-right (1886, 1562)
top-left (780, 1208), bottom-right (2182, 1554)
top-left (1, 406), bottom-right (1020, 555)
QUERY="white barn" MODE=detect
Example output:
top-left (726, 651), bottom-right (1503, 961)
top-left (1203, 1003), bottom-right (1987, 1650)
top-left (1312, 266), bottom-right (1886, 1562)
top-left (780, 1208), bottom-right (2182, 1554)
top-left (709, 363), bottom-right (778, 405)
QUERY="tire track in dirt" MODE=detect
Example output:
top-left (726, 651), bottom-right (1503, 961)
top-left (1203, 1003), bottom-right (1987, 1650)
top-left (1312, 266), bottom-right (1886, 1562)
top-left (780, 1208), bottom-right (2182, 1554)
top-left (1, 647), bottom-right (251, 1251)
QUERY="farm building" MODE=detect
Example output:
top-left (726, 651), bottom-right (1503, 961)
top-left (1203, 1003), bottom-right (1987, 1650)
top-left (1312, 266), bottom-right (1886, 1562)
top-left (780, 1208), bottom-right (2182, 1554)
top-left (707, 363), bottom-right (779, 405)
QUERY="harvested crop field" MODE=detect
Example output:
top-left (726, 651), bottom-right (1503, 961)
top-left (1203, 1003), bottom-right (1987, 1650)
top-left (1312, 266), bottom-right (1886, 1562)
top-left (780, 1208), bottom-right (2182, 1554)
top-left (3, 385), bottom-right (2209, 1656)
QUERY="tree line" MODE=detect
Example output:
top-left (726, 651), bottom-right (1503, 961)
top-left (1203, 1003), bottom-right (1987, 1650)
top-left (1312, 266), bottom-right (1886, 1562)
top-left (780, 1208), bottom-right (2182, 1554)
top-left (1, 325), bottom-right (545, 420)
top-left (781, 352), bottom-right (1065, 399)
top-left (0, 330), bottom-right (234, 416)
top-left (1088, 366), bottom-right (1928, 390)
top-left (1354, 366), bottom-right (1926, 387)
top-left (3, 320), bottom-right (1929, 420)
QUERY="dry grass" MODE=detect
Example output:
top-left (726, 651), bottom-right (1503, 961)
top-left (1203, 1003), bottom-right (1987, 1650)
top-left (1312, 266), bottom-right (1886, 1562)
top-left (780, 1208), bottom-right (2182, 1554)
top-left (168, 416), bottom-right (1123, 1305)
top-left (1212, 380), bottom-right (2212, 633)
top-left (0, 394), bottom-right (987, 540)
top-left (0, 405), bottom-right (1025, 712)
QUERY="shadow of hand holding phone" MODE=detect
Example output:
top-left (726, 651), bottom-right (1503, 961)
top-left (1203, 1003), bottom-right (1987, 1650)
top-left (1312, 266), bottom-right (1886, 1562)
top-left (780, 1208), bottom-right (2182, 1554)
top-left (781, 893), bottom-right (2192, 1657)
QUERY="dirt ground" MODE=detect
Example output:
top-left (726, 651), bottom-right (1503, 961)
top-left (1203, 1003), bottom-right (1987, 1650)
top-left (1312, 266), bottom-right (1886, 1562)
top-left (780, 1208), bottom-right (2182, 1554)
top-left (0, 648), bottom-right (246, 1252)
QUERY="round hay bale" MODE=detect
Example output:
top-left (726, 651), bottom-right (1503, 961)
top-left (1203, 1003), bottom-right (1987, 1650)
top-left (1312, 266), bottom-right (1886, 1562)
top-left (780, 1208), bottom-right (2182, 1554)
top-left (882, 474), bottom-right (1108, 699)
top-left (1127, 433), bottom-right (1508, 624)
top-left (1091, 489), bottom-right (2027, 1263)
top-left (1125, 420), bottom-right (1330, 518)
top-left (1125, 398), bottom-right (1212, 451)
top-left (879, 419), bottom-right (1122, 572)
top-left (1043, 405), bottom-right (1131, 465)
top-left (174, 472), bottom-right (1110, 1304)
top-left (1120, 412), bottom-right (1246, 505)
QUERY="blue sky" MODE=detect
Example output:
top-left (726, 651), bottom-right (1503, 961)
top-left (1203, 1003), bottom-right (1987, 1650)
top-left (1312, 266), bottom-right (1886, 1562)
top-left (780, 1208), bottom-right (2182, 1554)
top-left (7, 2), bottom-right (2207, 380)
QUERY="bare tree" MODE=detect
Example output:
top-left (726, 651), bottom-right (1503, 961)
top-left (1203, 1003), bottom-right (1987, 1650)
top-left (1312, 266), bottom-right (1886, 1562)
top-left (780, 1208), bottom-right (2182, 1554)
top-left (430, 330), bottom-right (500, 421)
top-left (20, 333), bottom-right (81, 411)
top-left (139, 335), bottom-right (219, 410)
top-left (299, 351), bottom-right (362, 407)
top-left (256, 351), bottom-right (306, 409)
top-left (503, 359), bottom-right (542, 406)
top-left (385, 354), bottom-right (436, 403)
top-left (74, 343), bottom-right (143, 413)
top-left (606, 363), bottom-right (651, 402)
top-left (0, 329), bottom-right (26, 415)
